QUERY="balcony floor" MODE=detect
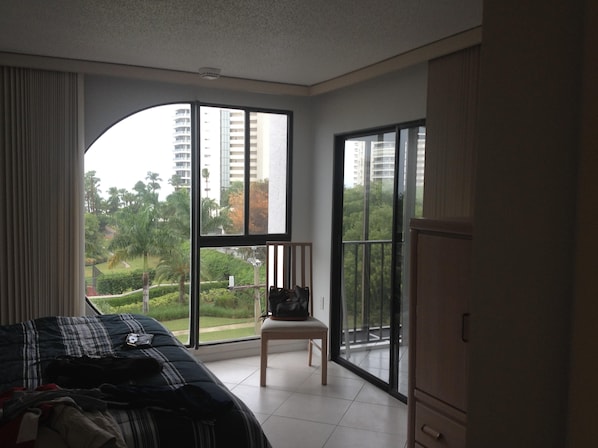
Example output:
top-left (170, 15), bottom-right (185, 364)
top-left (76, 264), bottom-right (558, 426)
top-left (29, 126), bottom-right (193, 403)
top-left (340, 341), bottom-right (409, 397)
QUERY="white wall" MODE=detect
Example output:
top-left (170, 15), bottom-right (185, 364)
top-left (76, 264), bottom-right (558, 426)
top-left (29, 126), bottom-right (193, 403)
top-left (309, 64), bottom-right (428, 326)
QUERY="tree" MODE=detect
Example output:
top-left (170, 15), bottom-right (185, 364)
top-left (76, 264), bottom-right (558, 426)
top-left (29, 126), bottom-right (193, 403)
top-left (340, 180), bottom-right (397, 326)
top-left (201, 168), bottom-right (210, 195)
top-left (169, 174), bottom-right (185, 190)
top-left (163, 188), bottom-right (191, 239)
top-left (106, 187), bottom-right (121, 215)
top-left (156, 241), bottom-right (190, 304)
top-left (85, 212), bottom-right (106, 263)
top-left (121, 190), bottom-right (136, 208)
top-left (227, 180), bottom-right (269, 234)
top-left (201, 197), bottom-right (229, 235)
top-left (84, 172), bottom-right (109, 263)
top-left (156, 188), bottom-right (192, 302)
top-left (84, 171), bottom-right (102, 214)
top-left (221, 181), bottom-right (243, 208)
top-left (108, 204), bottom-right (160, 313)
top-left (145, 171), bottom-right (162, 203)
top-left (342, 184), bottom-right (365, 241)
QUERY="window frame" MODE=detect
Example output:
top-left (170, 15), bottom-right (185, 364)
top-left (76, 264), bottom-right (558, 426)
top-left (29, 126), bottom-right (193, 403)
top-left (189, 102), bottom-right (293, 347)
top-left (193, 102), bottom-right (293, 249)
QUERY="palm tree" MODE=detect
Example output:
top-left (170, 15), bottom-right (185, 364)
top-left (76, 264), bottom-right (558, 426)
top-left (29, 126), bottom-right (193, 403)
top-left (121, 190), bottom-right (136, 208)
top-left (201, 168), bottom-right (210, 195)
top-left (156, 241), bottom-right (190, 304)
top-left (84, 212), bottom-right (106, 262)
top-left (108, 204), bottom-right (159, 313)
top-left (84, 171), bottom-right (102, 213)
top-left (155, 189), bottom-right (191, 303)
top-left (169, 174), bottom-right (185, 191)
top-left (201, 197), bottom-right (229, 235)
top-left (145, 171), bottom-right (162, 203)
top-left (106, 187), bottom-right (121, 214)
top-left (163, 188), bottom-right (190, 239)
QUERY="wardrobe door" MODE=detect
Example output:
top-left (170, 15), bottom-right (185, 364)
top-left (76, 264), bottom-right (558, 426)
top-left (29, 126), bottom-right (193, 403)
top-left (414, 230), bottom-right (471, 411)
top-left (408, 219), bottom-right (472, 448)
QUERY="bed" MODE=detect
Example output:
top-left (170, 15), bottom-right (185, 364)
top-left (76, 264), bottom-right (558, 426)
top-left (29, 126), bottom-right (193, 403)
top-left (0, 313), bottom-right (271, 448)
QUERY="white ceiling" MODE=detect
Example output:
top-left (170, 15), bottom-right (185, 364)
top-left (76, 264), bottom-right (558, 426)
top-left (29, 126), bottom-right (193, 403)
top-left (0, 0), bottom-right (483, 87)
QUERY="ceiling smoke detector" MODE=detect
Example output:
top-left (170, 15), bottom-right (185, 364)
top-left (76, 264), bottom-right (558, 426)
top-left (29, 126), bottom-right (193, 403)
top-left (198, 67), bottom-right (221, 80)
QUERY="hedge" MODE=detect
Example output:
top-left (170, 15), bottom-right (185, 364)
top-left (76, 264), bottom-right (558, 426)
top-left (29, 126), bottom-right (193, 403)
top-left (95, 269), bottom-right (156, 295)
top-left (89, 282), bottom-right (257, 320)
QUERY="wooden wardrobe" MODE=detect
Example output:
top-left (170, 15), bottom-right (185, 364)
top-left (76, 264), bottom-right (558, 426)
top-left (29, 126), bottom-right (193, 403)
top-left (407, 218), bottom-right (472, 448)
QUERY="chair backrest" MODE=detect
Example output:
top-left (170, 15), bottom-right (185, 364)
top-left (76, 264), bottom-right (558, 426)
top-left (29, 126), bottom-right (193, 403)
top-left (266, 242), bottom-right (314, 315)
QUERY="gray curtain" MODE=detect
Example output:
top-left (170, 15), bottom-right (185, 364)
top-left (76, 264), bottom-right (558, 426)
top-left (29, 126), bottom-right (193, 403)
top-left (0, 66), bottom-right (84, 324)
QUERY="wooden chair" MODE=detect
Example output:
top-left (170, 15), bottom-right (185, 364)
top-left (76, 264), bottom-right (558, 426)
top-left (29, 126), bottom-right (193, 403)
top-left (260, 242), bottom-right (328, 386)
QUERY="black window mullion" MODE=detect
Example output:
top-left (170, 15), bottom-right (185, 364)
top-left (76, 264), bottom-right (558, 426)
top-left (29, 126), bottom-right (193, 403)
top-left (244, 111), bottom-right (250, 235)
top-left (190, 102), bottom-right (201, 348)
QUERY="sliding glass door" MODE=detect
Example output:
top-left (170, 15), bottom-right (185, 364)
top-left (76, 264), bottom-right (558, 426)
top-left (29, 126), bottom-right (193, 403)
top-left (331, 122), bottom-right (425, 400)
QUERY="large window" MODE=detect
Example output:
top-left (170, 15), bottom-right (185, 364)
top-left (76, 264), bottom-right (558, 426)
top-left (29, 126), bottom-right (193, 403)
top-left (85, 103), bottom-right (292, 347)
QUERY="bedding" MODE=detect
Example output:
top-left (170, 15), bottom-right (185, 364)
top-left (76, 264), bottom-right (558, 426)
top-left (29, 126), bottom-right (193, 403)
top-left (0, 314), bottom-right (271, 448)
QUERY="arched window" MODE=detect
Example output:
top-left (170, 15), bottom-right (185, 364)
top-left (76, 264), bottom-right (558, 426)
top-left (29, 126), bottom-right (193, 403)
top-left (85, 103), bottom-right (292, 347)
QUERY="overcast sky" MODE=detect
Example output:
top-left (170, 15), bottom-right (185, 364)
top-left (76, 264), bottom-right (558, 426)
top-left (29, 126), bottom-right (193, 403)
top-left (85, 104), bottom-right (183, 200)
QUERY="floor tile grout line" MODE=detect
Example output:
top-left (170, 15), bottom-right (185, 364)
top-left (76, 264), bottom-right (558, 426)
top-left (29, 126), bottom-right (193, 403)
top-left (204, 352), bottom-right (408, 448)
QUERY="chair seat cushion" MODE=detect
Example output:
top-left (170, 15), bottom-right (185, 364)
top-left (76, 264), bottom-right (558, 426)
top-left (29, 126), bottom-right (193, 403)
top-left (261, 316), bottom-right (328, 334)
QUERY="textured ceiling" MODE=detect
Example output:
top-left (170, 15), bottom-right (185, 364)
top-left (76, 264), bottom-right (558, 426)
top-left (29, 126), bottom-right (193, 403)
top-left (0, 0), bottom-right (483, 86)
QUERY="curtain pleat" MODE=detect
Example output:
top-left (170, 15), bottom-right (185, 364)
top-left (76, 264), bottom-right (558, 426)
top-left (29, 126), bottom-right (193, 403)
top-left (0, 66), bottom-right (84, 324)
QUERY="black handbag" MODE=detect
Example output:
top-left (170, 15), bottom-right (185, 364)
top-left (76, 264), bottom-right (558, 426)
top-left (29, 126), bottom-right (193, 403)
top-left (268, 285), bottom-right (309, 320)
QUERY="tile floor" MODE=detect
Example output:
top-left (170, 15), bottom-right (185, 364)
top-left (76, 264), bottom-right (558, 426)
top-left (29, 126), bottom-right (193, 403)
top-left (203, 350), bottom-right (408, 448)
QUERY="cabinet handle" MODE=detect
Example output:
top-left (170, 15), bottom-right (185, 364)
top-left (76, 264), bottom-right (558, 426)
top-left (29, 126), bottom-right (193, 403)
top-left (421, 424), bottom-right (442, 440)
top-left (461, 313), bottom-right (470, 342)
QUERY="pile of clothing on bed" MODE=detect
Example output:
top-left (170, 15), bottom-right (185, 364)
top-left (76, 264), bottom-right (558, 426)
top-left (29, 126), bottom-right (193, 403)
top-left (1, 352), bottom-right (234, 448)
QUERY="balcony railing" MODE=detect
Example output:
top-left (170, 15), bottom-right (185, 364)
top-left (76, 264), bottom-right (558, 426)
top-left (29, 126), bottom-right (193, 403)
top-left (341, 239), bottom-right (400, 348)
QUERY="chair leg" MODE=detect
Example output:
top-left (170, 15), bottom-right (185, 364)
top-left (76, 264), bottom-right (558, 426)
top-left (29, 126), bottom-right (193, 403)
top-left (321, 333), bottom-right (327, 385)
top-left (308, 339), bottom-right (314, 366)
top-left (260, 335), bottom-right (268, 387)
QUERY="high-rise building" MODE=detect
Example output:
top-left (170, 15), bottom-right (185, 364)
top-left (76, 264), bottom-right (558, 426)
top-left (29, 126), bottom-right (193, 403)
top-left (344, 129), bottom-right (425, 189)
top-left (173, 107), bottom-right (192, 188)
top-left (173, 106), bottom-right (268, 205)
top-left (371, 141), bottom-right (396, 181)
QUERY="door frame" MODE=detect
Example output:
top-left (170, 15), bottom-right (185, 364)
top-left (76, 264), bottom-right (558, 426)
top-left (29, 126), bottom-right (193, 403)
top-left (329, 120), bottom-right (425, 401)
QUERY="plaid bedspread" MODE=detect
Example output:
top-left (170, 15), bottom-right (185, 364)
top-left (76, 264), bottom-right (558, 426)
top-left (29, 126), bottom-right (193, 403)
top-left (0, 314), bottom-right (271, 448)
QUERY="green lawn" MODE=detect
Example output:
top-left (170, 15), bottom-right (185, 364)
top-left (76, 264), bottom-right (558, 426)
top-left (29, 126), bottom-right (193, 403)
top-left (198, 327), bottom-right (256, 342)
top-left (85, 256), bottom-right (160, 280)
